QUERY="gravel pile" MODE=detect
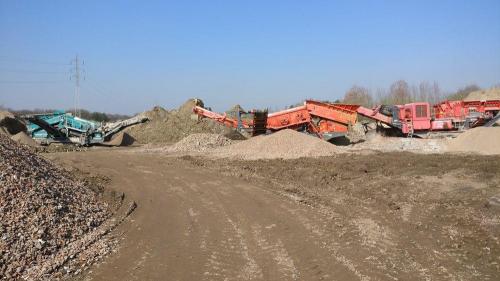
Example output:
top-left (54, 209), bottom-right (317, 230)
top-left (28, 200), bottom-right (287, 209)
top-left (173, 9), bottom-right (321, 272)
top-left (167, 133), bottom-right (233, 153)
top-left (215, 129), bottom-right (343, 160)
top-left (0, 133), bottom-right (112, 279)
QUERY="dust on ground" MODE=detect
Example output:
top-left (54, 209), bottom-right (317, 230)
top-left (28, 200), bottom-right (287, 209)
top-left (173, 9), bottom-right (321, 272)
top-left (44, 148), bottom-right (500, 281)
top-left (348, 133), bottom-right (447, 153)
top-left (180, 152), bottom-right (500, 280)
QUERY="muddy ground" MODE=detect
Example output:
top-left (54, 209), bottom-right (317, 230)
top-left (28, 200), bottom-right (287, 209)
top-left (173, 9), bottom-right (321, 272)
top-left (45, 149), bottom-right (500, 281)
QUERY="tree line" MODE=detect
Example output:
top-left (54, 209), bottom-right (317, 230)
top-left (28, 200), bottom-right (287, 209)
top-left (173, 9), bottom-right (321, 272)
top-left (341, 80), bottom-right (484, 107)
top-left (0, 106), bottom-right (131, 122)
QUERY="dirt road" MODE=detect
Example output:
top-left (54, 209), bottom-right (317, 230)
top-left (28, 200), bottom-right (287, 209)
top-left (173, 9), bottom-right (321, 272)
top-left (46, 150), bottom-right (500, 281)
top-left (48, 150), bottom-right (361, 281)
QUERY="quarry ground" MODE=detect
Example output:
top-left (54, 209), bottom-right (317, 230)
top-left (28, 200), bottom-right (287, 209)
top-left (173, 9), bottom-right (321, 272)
top-left (45, 149), bottom-right (500, 281)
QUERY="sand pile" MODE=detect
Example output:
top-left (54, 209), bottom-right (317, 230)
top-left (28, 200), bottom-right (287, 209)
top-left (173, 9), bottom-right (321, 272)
top-left (447, 127), bottom-right (500, 155)
top-left (10, 131), bottom-right (37, 147)
top-left (125, 99), bottom-right (237, 144)
top-left (215, 129), bottom-right (343, 160)
top-left (167, 133), bottom-right (233, 153)
top-left (0, 133), bottom-right (112, 279)
top-left (464, 87), bottom-right (500, 101)
top-left (104, 132), bottom-right (135, 146)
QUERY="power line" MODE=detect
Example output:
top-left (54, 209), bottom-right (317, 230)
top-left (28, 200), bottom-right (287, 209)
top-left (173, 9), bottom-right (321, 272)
top-left (0, 68), bottom-right (67, 74)
top-left (0, 57), bottom-right (70, 66)
top-left (83, 80), bottom-right (110, 96)
top-left (0, 80), bottom-right (68, 84)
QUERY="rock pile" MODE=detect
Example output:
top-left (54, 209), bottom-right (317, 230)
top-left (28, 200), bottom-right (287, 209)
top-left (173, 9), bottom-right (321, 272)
top-left (167, 133), bottom-right (233, 153)
top-left (0, 133), bottom-right (111, 279)
top-left (215, 129), bottom-right (343, 160)
top-left (125, 100), bottom-right (234, 144)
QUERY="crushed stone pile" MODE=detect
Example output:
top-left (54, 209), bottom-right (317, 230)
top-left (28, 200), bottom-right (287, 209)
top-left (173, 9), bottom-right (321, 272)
top-left (447, 127), bottom-right (500, 155)
top-left (167, 133), bottom-right (233, 153)
top-left (464, 87), bottom-right (500, 101)
top-left (125, 99), bottom-right (236, 144)
top-left (215, 129), bottom-right (343, 160)
top-left (0, 133), bottom-right (111, 279)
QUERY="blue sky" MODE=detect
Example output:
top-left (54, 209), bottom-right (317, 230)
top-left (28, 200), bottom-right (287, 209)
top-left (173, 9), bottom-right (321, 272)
top-left (1, 0), bottom-right (499, 114)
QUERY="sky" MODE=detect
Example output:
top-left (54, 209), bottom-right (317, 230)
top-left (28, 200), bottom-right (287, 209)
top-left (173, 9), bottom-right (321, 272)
top-left (1, 0), bottom-right (499, 114)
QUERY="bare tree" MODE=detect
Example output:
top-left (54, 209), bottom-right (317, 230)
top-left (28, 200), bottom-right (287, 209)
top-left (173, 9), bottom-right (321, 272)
top-left (415, 81), bottom-right (443, 104)
top-left (374, 88), bottom-right (388, 105)
top-left (342, 85), bottom-right (373, 107)
top-left (388, 80), bottom-right (412, 104)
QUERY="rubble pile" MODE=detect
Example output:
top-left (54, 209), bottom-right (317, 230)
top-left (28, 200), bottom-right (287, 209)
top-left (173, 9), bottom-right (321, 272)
top-left (0, 133), bottom-right (111, 279)
top-left (167, 133), bottom-right (233, 153)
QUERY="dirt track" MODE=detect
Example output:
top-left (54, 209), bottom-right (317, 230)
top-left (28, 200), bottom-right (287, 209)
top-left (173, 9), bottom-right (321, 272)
top-left (45, 149), bottom-right (500, 281)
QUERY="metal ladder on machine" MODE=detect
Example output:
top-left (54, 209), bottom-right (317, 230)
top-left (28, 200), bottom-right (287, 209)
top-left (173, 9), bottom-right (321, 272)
top-left (406, 119), bottom-right (414, 138)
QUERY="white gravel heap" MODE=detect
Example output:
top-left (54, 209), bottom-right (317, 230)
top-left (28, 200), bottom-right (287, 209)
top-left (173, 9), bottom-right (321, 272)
top-left (0, 133), bottom-right (111, 279)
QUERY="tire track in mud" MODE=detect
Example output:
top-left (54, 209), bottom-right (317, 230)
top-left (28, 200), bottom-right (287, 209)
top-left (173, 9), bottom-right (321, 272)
top-left (251, 224), bottom-right (299, 280)
top-left (175, 177), bottom-right (263, 281)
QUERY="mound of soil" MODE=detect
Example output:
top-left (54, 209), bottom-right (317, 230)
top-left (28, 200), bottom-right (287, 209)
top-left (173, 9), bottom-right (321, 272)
top-left (0, 111), bottom-right (26, 136)
top-left (447, 127), bottom-right (500, 155)
top-left (125, 99), bottom-right (236, 144)
top-left (0, 133), bottom-right (111, 279)
top-left (215, 129), bottom-right (343, 159)
top-left (465, 87), bottom-right (500, 101)
top-left (167, 133), bottom-right (233, 153)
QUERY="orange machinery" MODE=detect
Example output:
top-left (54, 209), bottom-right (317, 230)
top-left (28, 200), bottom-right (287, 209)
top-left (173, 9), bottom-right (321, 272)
top-left (193, 100), bottom-right (360, 140)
